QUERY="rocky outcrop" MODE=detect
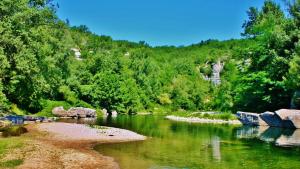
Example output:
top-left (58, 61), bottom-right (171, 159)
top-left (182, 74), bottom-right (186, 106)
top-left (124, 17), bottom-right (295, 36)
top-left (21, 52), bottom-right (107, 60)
top-left (52, 107), bottom-right (96, 118)
top-left (236, 112), bottom-right (268, 126)
top-left (71, 48), bottom-right (82, 61)
top-left (260, 112), bottom-right (282, 127)
top-left (68, 107), bottom-right (96, 118)
top-left (238, 109), bottom-right (300, 129)
top-left (52, 107), bottom-right (68, 117)
top-left (274, 109), bottom-right (300, 128)
top-left (202, 60), bottom-right (224, 85)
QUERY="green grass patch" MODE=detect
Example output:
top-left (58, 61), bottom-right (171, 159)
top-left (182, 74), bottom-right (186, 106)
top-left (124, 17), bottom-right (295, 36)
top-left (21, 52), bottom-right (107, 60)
top-left (188, 112), bottom-right (237, 121)
top-left (0, 138), bottom-right (23, 155)
top-left (168, 111), bottom-right (237, 121)
top-left (0, 136), bottom-right (24, 168)
top-left (0, 159), bottom-right (23, 168)
top-left (36, 100), bottom-right (72, 117)
top-left (0, 138), bottom-right (24, 168)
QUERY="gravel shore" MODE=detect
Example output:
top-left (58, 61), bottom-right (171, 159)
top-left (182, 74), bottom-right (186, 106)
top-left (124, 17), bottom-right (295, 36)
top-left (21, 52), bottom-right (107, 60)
top-left (2, 122), bottom-right (146, 169)
top-left (37, 122), bottom-right (146, 142)
top-left (166, 115), bottom-right (242, 125)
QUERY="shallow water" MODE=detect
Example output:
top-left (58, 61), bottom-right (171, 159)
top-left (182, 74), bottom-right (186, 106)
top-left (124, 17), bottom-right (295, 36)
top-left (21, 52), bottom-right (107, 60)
top-left (94, 115), bottom-right (300, 169)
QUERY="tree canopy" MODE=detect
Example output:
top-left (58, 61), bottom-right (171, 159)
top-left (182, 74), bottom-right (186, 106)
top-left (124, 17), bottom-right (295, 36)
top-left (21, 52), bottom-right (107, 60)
top-left (0, 0), bottom-right (300, 115)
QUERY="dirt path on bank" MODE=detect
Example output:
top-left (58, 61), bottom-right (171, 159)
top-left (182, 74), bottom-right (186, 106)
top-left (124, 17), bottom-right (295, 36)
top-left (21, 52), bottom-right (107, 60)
top-left (3, 122), bottom-right (146, 169)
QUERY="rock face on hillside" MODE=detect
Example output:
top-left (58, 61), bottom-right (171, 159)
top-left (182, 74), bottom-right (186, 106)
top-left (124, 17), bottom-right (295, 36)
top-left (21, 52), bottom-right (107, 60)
top-left (52, 107), bottom-right (96, 118)
top-left (202, 60), bottom-right (224, 85)
top-left (236, 112), bottom-right (268, 126)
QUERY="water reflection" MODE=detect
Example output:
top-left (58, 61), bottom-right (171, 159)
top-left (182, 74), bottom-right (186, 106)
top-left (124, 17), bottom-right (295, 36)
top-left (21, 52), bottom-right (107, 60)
top-left (94, 115), bottom-right (300, 169)
top-left (58, 118), bottom-right (97, 125)
top-left (236, 126), bottom-right (300, 147)
top-left (211, 136), bottom-right (221, 161)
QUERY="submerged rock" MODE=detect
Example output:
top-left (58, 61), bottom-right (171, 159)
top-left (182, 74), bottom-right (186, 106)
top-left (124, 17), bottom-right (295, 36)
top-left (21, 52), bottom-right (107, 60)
top-left (236, 112), bottom-right (268, 126)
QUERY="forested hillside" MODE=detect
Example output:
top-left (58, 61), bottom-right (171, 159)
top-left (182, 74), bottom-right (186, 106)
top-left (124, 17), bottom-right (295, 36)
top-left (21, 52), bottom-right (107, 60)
top-left (0, 0), bottom-right (299, 116)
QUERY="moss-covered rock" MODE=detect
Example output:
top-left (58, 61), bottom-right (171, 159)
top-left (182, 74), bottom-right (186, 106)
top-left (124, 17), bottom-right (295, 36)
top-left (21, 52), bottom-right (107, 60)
top-left (0, 120), bottom-right (12, 130)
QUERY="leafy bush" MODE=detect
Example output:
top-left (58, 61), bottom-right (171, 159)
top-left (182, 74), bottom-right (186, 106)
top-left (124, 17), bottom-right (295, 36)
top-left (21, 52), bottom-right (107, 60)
top-left (11, 104), bottom-right (26, 116)
top-left (36, 100), bottom-right (72, 117)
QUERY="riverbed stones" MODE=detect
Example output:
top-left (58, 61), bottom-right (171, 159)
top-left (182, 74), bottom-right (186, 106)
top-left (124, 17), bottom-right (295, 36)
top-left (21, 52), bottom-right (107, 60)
top-left (52, 107), bottom-right (96, 118)
top-left (236, 112), bottom-right (268, 126)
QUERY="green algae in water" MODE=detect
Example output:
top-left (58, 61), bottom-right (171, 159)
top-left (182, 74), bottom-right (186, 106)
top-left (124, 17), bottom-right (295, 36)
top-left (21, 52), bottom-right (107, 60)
top-left (94, 115), bottom-right (300, 169)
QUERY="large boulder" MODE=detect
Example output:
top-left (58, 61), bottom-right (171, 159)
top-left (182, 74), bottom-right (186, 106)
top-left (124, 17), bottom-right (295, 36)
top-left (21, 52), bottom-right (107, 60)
top-left (236, 112), bottom-right (268, 126)
top-left (260, 112), bottom-right (282, 127)
top-left (275, 109), bottom-right (300, 128)
top-left (274, 109), bottom-right (300, 129)
top-left (67, 107), bottom-right (96, 118)
top-left (52, 106), bottom-right (68, 117)
top-left (52, 107), bottom-right (96, 118)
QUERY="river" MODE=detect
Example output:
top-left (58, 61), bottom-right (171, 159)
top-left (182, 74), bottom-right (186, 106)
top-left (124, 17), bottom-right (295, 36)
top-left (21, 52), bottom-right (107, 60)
top-left (92, 115), bottom-right (300, 169)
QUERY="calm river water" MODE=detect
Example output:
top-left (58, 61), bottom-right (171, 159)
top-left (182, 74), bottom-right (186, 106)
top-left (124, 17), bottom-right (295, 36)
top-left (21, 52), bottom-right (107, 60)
top-left (94, 115), bottom-right (300, 169)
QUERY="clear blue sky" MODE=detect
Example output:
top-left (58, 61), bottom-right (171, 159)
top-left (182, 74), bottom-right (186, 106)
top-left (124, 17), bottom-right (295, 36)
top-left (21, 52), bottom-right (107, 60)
top-left (54, 0), bottom-right (285, 46)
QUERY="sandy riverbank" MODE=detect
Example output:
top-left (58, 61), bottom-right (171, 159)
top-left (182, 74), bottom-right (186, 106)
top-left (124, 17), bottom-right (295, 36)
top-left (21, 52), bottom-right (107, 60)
top-left (166, 115), bottom-right (242, 125)
top-left (2, 122), bottom-right (146, 169)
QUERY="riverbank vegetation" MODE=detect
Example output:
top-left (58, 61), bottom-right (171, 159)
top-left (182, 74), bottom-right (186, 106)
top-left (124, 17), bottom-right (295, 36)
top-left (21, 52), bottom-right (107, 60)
top-left (0, 0), bottom-right (300, 117)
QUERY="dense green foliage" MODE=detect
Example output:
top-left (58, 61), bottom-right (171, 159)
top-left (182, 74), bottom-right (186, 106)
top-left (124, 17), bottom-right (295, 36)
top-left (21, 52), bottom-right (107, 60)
top-left (0, 0), bottom-right (300, 115)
